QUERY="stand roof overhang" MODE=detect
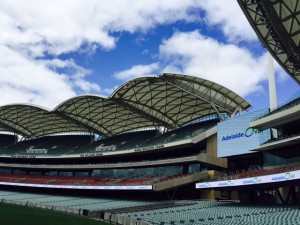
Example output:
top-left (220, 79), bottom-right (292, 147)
top-left (238, 0), bottom-right (300, 84)
top-left (0, 104), bottom-right (87, 137)
top-left (0, 73), bottom-right (251, 138)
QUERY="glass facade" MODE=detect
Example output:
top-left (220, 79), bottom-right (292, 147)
top-left (188, 163), bottom-right (201, 173)
top-left (263, 147), bottom-right (300, 166)
top-left (0, 164), bottom-right (204, 178)
top-left (59, 171), bottom-right (73, 177)
top-left (74, 172), bottom-right (89, 177)
top-left (91, 165), bottom-right (183, 178)
top-left (0, 168), bottom-right (11, 174)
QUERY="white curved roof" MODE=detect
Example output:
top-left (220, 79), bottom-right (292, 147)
top-left (0, 73), bottom-right (251, 137)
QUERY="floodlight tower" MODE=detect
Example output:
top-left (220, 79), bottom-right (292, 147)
top-left (267, 52), bottom-right (277, 111)
top-left (268, 52), bottom-right (278, 139)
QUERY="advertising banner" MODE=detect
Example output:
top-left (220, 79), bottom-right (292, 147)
top-left (0, 182), bottom-right (152, 190)
top-left (196, 170), bottom-right (300, 189)
top-left (217, 108), bottom-right (270, 157)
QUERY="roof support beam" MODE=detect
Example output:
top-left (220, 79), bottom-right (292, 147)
top-left (162, 75), bottom-right (234, 114)
top-left (211, 104), bottom-right (225, 121)
top-left (54, 111), bottom-right (110, 137)
top-left (0, 119), bottom-right (31, 138)
top-left (111, 98), bottom-right (175, 129)
top-left (238, 0), bottom-right (300, 83)
top-left (114, 78), bottom-right (179, 127)
top-left (230, 106), bottom-right (242, 118)
top-left (260, 1), bottom-right (300, 67)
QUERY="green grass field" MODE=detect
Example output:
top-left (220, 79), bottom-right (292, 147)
top-left (0, 203), bottom-right (110, 225)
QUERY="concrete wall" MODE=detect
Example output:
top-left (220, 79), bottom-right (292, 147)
top-left (103, 212), bottom-right (152, 225)
top-left (206, 134), bottom-right (227, 168)
top-left (153, 172), bottom-right (207, 191)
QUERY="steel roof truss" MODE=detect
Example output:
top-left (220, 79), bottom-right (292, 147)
top-left (238, 0), bottom-right (300, 83)
top-left (0, 118), bottom-right (32, 137)
top-left (163, 76), bottom-right (235, 114)
top-left (54, 111), bottom-right (109, 137)
top-left (0, 120), bottom-right (29, 138)
top-left (112, 98), bottom-right (174, 129)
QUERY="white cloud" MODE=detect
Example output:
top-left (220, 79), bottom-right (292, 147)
top-left (158, 30), bottom-right (268, 97)
top-left (273, 60), bottom-right (290, 84)
top-left (103, 86), bottom-right (119, 96)
top-left (197, 0), bottom-right (257, 41)
top-left (113, 30), bottom-right (269, 98)
top-left (42, 59), bottom-right (101, 93)
top-left (0, 46), bottom-right (101, 109)
top-left (0, 0), bottom-right (270, 109)
top-left (0, 45), bottom-right (76, 108)
top-left (0, 0), bottom-right (202, 108)
top-left (0, 1), bottom-right (114, 56)
top-left (0, 0), bottom-right (201, 57)
top-left (114, 63), bottom-right (159, 81)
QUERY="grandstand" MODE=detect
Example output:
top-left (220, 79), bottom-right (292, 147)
top-left (1, 189), bottom-right (300, 225)
top-left (194, 0), bottom-right (300, 205)
top-left (195, 94), bottom-right (300, 204)
top-left (0, 1), bottom-right (299, 224)
top-left (0, 73), bottom-right (299, 204)
top-left (0, 76), bottom-right (299, 224)
top-left (0, 74), bottom-right (250, 199)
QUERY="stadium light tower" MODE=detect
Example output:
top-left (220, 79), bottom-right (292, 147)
top-left (268, 52), bottom-right (277, 111)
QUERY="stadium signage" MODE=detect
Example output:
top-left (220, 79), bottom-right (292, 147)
top-left (217, 108), bottom-right (270, 157)
top-left (79, 152), bottom-right (103, 157)
top-left (221, 128), bottom-right (262, 142)
top-left (196, 170), bottom-right (300, 189)
top-left (0, 182), bottom-right (152, 190)
top-left (195, 183), bottom-right (211, 188)
top-left (217, 182), bottom-right (230, 187)
top-left (242, 177), bottom-right (261, 185)
top-left (3, 141), bottom-right (179, 159)
top-left (11, 155), bottom-right (37, 158)
top-left (217, 180), bottom-right (235, 187)
top-left (134, 144), bottom-right (164, 152)
top-left (271, 172), bottom-right (295, 181)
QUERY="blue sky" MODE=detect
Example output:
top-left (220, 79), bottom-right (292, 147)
top-left (0, 0), bottom-right (298, 112)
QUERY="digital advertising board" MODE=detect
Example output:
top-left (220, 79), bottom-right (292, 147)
top-left (217, 108), bottom-right (271, 157)
top-left (196, 170), bottom-right (300, 189)
top-left (0, 182), bottom-right (153, 190)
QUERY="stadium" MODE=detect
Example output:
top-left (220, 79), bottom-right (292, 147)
top-left (0, 0), bottom-right (300, 225)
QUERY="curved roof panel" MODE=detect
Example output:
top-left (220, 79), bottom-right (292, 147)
top-left (0, 74), bottom-right (251, 138)
top-left (111, 73), bottom-right (251, 128)
top-left (238, 0), bottom-right (300, 83)
top-left (54, 95), bottom-right (159, 136)
top-left (0, 104), bottom-right (87, 137)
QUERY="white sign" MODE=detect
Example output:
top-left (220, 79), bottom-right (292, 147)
top-left (217, 108), bottom-right (270, 157)
top-left (196, 170), bottom-right (300, 189)
top-left (0, 182), bottom-right (152, 190)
